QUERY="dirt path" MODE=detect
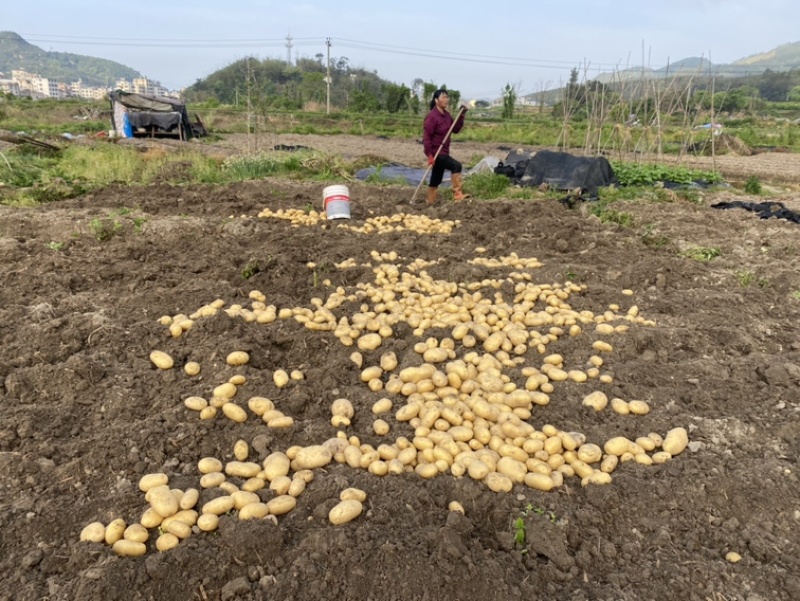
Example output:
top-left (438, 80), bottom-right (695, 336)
top-left (1, 135), bottom-right (799, 601)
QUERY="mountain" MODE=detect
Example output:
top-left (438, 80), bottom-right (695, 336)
top-left (733, 41), bottom-right (800, 69)
top-left (0, 31), bottom-right (140, 87)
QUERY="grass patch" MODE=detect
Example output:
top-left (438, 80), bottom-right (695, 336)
top-left (611, 162), bottom-right (724, 187)
top-left (88, 217), bottom-right (123, 241)
top-left (744, 176), bottom-right (762, 195)
top-left (463, 172), bottom-right (510, 199)
top-left (681, 246), bottom-right (721, 262)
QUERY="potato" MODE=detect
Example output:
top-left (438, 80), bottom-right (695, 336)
top-left (198, 457), bottom-right (224, 475)
top-left (197, 513), bottom-right (219, 532)
top-left (357, 333), bottom-right (382, 351)
top-left (161, 509), bottom-right (198, 530)
top-left (231, 491), bottom-right (261, 510)
top-left (610, 398), bottom-right (630, 415)
top-left (662, 427), bottom-right (689, 456)
top-left (156, 532), bottom-right (180, 552)
top-left (262, 452), bottom-right (291, 481)
top-left (202, 495), bottom-right (235, 516)
top-left (112, 540), bottom-right (147, 557)
top-left (604, 437), bottom-right (632, 457)
top-left (524, 472), bottom-right (555, 492)
top-left (148, 485), bottom-right (179, 518)
top-left (372, 398), bottom-right (393, 414)
top-left (225, 461), bottom-right (262, 479)
top-left (184, 396), bottom-right (208, 411)
top-left (184, 361), bottom-right (201, 377)
top-left (123, 524), bottom-right (149, 544)
top-left (273, 369), bottom-right (290, 388)
top-left (292, 445), bottom-right (333, 470)
top-left (233, 439), bottom-right (249, 461)
top-left (165, 520), bottom-right (192, 539)
top-left (581, 470), bottom-right (613, 486)
top-left (577, 443), bottom-right (603, 464)
top-left (239, 502), bottom-right (270, 520)
top-left (582, 391), bottom-right (608, 412)
top-left (485, 471), bottom-right (514, 493)
top-left (213, 382), bottom-right (237, 399)
top-left (79, 522), bottom-right (106, 543)
top-left (267, 415), bottom-right (294, 429)
top-left (340, 488), bottom-right (367, 502)
top-left (329, 499), bottom-right (363, 525)
top-left (331, 398), bottom-right (355, 418)
top-left (226, 351), bottom-right (250, 366)
top-left (229, 374), bottom-right (247, 386)
top-left (652, 451), bottom-right (672, 464)
top-left (149, 350), bottom-right (174, 370)
top-left (139, 472), bottom-right (169, 493)
top-left (247, 396), bottom-right (274, 416)
top-left (628, 400), bottom-right (651, 415)
top-left (448, 501), bottom-right (465, 514)
top-left (220, 402), bottom-right (247, 423)
top-left (266, 495), bottom-right (297, 516)
top-left (373, 419), bottom-right (390, 436)
top-left (199, 406), bottom-right (217, 420)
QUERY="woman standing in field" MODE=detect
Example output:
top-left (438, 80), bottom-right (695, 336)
top-left (423, 89), bottom-right (468, 205)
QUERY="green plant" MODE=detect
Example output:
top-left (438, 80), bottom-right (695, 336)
top-left (681, 246), bottom-right (721, 262)
top-left (88, 217), bottom-right (122, 241)
top-left (791, 290), bottom-right (800, 301)
top-left (744, 175), bottom-right (762, 195)
top-left (46, 241), bottom-right (64, 251)
top-left (611, 162), bottom-right (723, 187)
top-left (641, 223), bottom-right (670, 248)
top-left (591, 204), bottom-right (633, 227)
top-left (463, 172), bottom-right (510, 200)
top-left (241, 259), bottom-right (260, 280)
top-left (132, 217), bottom-right (147, 232)
top-left (734, 270), bottom-right (754, 287)
top-left (513, 517), bottom-right (526, 551)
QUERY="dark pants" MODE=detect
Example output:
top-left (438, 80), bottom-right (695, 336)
top-left (429, 154), bottom-right (462, 187)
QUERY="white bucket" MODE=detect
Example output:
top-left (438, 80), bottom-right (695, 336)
top-left (323, 184), bottom-right (351, 220)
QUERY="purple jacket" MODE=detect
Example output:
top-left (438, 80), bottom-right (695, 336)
top-left (423, 107), bottom-right (465, 158)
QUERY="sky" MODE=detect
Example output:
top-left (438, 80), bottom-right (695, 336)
top-left (3, 0), bottom-right (799, 100)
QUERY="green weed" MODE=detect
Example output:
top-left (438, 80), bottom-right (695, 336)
top-left (792, 291), bottom-right (800, 301)
top-left (46, 241), bottom-right (64, 251)
top-left (88, 217), bottom-right (122, 241)
top-left (592, 205), bottom-right (634, 227)
top-left (681, 246), bottom-right (721, 262)
top-left (641, 223), bottom-right (670, 248)
top-left (241, 259), bottom-right (260, 280)
top-left (744, 176), bottom-right (762, 195)
top-left (463, 172), bottom-right (510, 199)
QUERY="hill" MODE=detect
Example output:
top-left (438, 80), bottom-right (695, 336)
top-left (0, 31), bottom-right (140, 87)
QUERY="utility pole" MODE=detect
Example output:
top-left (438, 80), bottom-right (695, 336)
top-left (326, 38), bottom-right (332, 115)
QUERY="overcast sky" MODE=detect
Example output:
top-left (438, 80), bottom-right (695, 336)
top-left (3, 0), bottom-right (798, 99)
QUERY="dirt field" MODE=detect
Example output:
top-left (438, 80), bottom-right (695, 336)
top-left (1, 133), bottom-right (799, 601)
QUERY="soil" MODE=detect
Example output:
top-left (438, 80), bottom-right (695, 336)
top-left (1, 133), bottom-right (800, 601)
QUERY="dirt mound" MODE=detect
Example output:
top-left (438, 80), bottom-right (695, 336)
top-left (1, 147), bottom-right (800, 601)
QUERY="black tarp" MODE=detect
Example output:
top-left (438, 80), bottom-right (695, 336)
top-left (495, 150), bottom-right (617, 196)
top-left (109, 90), bottom-right (194, 140)
top-left (711, 200), bottom-right (800, 224)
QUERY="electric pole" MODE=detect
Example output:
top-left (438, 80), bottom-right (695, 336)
top-left (285, 33), bottom-right (293, 66)
top-left (326, 38), bottom-right (332, 115)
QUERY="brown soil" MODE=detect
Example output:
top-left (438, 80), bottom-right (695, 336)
top-left (1, 134), bottom-right (800, 601)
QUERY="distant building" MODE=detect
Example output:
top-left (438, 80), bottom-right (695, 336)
top-left (2, 70), bottom-right (178, 100)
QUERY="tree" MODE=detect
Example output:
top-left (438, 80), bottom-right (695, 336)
top-left (501, 83), bottom-right (517, 119)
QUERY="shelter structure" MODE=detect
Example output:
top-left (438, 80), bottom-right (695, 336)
top-left (108, 90), bottom-right (203, 141)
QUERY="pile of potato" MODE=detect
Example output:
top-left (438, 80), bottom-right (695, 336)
top-left (85, 247), bottom-right (689, 557)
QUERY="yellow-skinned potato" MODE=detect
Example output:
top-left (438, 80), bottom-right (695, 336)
top-left (148, 485), bottom-right (179, 518)
top-left (202, 495), bottom-right (235, 516)
top-left (524, 472), bottom-right (555, 491)
top-left (340, 488), bottom-right (367, 502)
top-left (233, 439), bottom-right (250, 461)
top-left (266, 495), bottom-right (297, 516)
top-left (331, 398), bottom-right (354, 419)
top-left (628, 400), bottom-right (651, 415)
top-left (165, 520), bottom-right (192, 540)
top-left (448, 501), bottom-right (465, 514)
top-left (225, 461), bottom-right (262, 479)
top-left (372, 398), bottom-right (393, 414)
top-left (357, 333), bottom-right (382, 351)
top-left (156, 532), bottom-right (180, 552)
top-left (222, 402), bottom-right (248, 423)
top-left (604, 437), bottom-right (632, 457)
top-left (239, 502), bottom-right (270, 520)
top-left (80, 522), bottom-right (106, 543)
top-left (200, 472), bottom-right (226, 489)
top-left (662, 427), bottom-right (689, 456)
top-left (582, 391), bottom-right (608, 412)
top-left (485, 471), bottom-right (514, 493)
top-left (292, 445), bottom-right (333, 470)
top-left (262, 452), bottom-right (291, 481)
top-left (273, 369), bottom-right (290, 388)
top-left (184, 396), bottom-right (208, 412)
top-left (288, 477), bottom-right (306, 497)
top-left (198, 456), bottom-right (223, 474)
top-left (270, 476), bottom-right (292, 496)
top-left (104, 518), bottom-right (127, 545)
top-left (226, 351), bottom-right (250, 366)
top-left (577, 443), bottom-right (603, 464)
top-left (267, 415), bottom-right (294, 429)
top-left (197, 513), bottom-right (219, 532)
top-left (213, 382), bottom-right (237, 399)
top-left (184, 361), bottom-right (201, 377)
top-left (248, 396), bottom-right (274, 416)
top-left (149, 350), bottom-right (174, 370)
top-left (581, 470), bottom-right (613, 486)
top-left (161, 510), bottom-right (198, 530)
top-left (496, 457), bottom-right (527, 483)
top-left (123, 524), bottom-right (149, 544)
top-left (329, 499), bottom-right (363, 525)
top-left (112, 540), bottom-right (147, 557)
top-left (610, 398), bottom-right (630, 415)
top-left (138, 472), bottom-right (169, 493)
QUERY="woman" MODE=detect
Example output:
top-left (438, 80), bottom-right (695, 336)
top-left (423, 89), bottom-right (468, 205)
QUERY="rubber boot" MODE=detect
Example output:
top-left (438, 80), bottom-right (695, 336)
top-left (426, 186), bottom-right (438, 206)
top-left (451, 173), bottom-right (468, 201)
